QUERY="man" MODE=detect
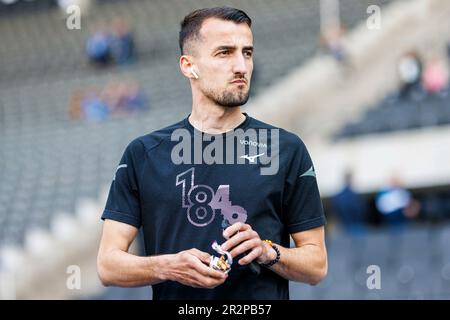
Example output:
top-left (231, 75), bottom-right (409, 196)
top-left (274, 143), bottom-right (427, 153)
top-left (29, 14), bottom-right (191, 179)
top-left (97, 7), bottom-right (327, 300)
top-left (332, 171), bottom-right (367, 235)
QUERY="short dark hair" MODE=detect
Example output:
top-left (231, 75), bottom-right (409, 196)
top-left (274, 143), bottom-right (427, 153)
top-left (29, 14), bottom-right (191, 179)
top-left (179, 6), bottom-right (252, 55)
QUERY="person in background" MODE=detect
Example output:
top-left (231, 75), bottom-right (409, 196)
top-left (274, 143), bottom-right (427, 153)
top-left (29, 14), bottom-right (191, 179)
top-left (110, 18), bottom-right (135, 65)
top-left (81, 89), bottom-right (110, 122)
top-left (120, 80), bottom-right (148, 112)
top-left (68, 89), bottom-right (83, 120)
top-left (422, 56), bottom-right (449, 96)
top-left (331, 171), bottom-right (367, 235)
top-left (375, 176), bottom-right (420, 230)
top-left (397, 51), bottom-right (423, 101)
top-left (86, 22), bottom-right (112, 67)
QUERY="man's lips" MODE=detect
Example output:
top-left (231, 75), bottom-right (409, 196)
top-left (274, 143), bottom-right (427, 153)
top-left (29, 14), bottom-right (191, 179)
top-left (230, 79), bottom-right (247, 85)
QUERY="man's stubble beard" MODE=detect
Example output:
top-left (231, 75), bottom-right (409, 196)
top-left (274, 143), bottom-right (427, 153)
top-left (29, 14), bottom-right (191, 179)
top-left (202, 84), bottom-right (251, 108)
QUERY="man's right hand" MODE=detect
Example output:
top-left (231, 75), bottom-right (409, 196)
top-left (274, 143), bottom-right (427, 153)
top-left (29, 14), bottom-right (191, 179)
top-left (166, 248), bottom-right (228, 289)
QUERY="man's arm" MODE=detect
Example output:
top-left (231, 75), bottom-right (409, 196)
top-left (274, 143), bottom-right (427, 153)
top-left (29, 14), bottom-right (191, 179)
top-left (221, 223), bottom-right (327, 285)
top-left (265, 226), bottom-right (328, 285)
top-left (97, 219), bottom-right (228, 288)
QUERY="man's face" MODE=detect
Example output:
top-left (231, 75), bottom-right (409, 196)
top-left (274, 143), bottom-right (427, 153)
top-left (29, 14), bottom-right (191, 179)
top-left (192, 18), bottom-right (254, 108)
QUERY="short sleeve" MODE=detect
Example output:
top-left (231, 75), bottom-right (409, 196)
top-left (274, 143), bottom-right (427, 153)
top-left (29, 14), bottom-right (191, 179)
top-left (283, 136), bottom-right (326, 234)
top-left (101, 139), bottom-right (143, 228)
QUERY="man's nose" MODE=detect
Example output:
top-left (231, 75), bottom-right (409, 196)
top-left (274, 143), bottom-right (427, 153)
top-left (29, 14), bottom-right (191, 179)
top-left (232, 53), bottom-right (248, 75)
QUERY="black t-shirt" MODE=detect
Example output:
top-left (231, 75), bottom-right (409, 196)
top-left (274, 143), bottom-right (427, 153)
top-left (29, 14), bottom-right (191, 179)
top-left (101, 113), bottom-right (326, 300)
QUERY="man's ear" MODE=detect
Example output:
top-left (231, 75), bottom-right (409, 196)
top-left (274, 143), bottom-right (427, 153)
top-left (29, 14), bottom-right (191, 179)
top-left (180, 55), bottom-right (197, 79)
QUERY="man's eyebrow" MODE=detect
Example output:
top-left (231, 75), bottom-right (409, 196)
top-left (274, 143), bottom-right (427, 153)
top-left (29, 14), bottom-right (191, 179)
top-left (214, 45), bottom-right (254, 52)
top-left (214, 45), bottom-right (236, 51)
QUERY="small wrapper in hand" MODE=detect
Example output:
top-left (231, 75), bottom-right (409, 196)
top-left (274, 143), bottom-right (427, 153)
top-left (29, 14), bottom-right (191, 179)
top-left (209, 241), bottom-right (232, 273)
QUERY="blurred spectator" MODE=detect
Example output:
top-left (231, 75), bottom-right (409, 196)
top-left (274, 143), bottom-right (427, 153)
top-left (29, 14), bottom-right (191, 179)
top-left (86, 22), bottom-right (111, 67)
top-left (86, 18), bottom-right (135, 68)
top-left (422, 57), bottom-right (449, 95)
top-left (110, 18), bottom-right (135, 65)
top-left (331, 171), bottom-right (367, 235)
top-left (375, 176), bottom-right (420, 229)
top-left (81, 90), bottom-right (110, 121)
top-left (69, 80), bottom-right (149, 121)
top-left (119, 80), bottom-right (147, 112)
top-left (101, 80), bottom-right (148, 113)
top-left (397, 51), bottom-right (423, 100)
top-left (101, 80), bottom-right (123, 112)
top-left (68, 89), bottom-right (83, 120)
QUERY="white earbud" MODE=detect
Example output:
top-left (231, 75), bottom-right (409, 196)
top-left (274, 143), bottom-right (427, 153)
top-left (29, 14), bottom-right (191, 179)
top-left (191, 67), bottom-right (199, 79)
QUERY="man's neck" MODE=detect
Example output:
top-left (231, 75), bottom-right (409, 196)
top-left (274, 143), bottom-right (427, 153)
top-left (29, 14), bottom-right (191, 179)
top-left (189, 102), bottom-right (246, 134)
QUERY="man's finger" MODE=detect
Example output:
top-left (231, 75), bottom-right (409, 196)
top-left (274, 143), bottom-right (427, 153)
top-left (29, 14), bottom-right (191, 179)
top-left (196, 274), bottom-right (226, 289)
top-left (238, 247), bottom-right (262, 265)
top-left (193, 259), bottom-right (228, 280)
top-left (229, 238), bottom-right (261, 258)
top-left (221, 230), bottom-right (253, 251)
top-left (190, 249), bottom-right (212, 265)
top-left (223, 222), bottom-right (250, 239)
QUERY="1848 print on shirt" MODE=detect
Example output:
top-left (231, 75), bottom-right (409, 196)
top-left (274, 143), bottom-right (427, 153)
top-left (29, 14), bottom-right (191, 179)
top-left (176, 167), bottom-right (247, 228)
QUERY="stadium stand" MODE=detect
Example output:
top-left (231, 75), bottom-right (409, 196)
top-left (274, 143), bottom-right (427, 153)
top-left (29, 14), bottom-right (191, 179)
top-left (335, 86), bottom-right (450, 139)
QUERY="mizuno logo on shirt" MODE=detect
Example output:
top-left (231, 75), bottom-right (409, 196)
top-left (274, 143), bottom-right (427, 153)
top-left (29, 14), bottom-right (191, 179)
top-left (240, 153), bottom-right (265, 163)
